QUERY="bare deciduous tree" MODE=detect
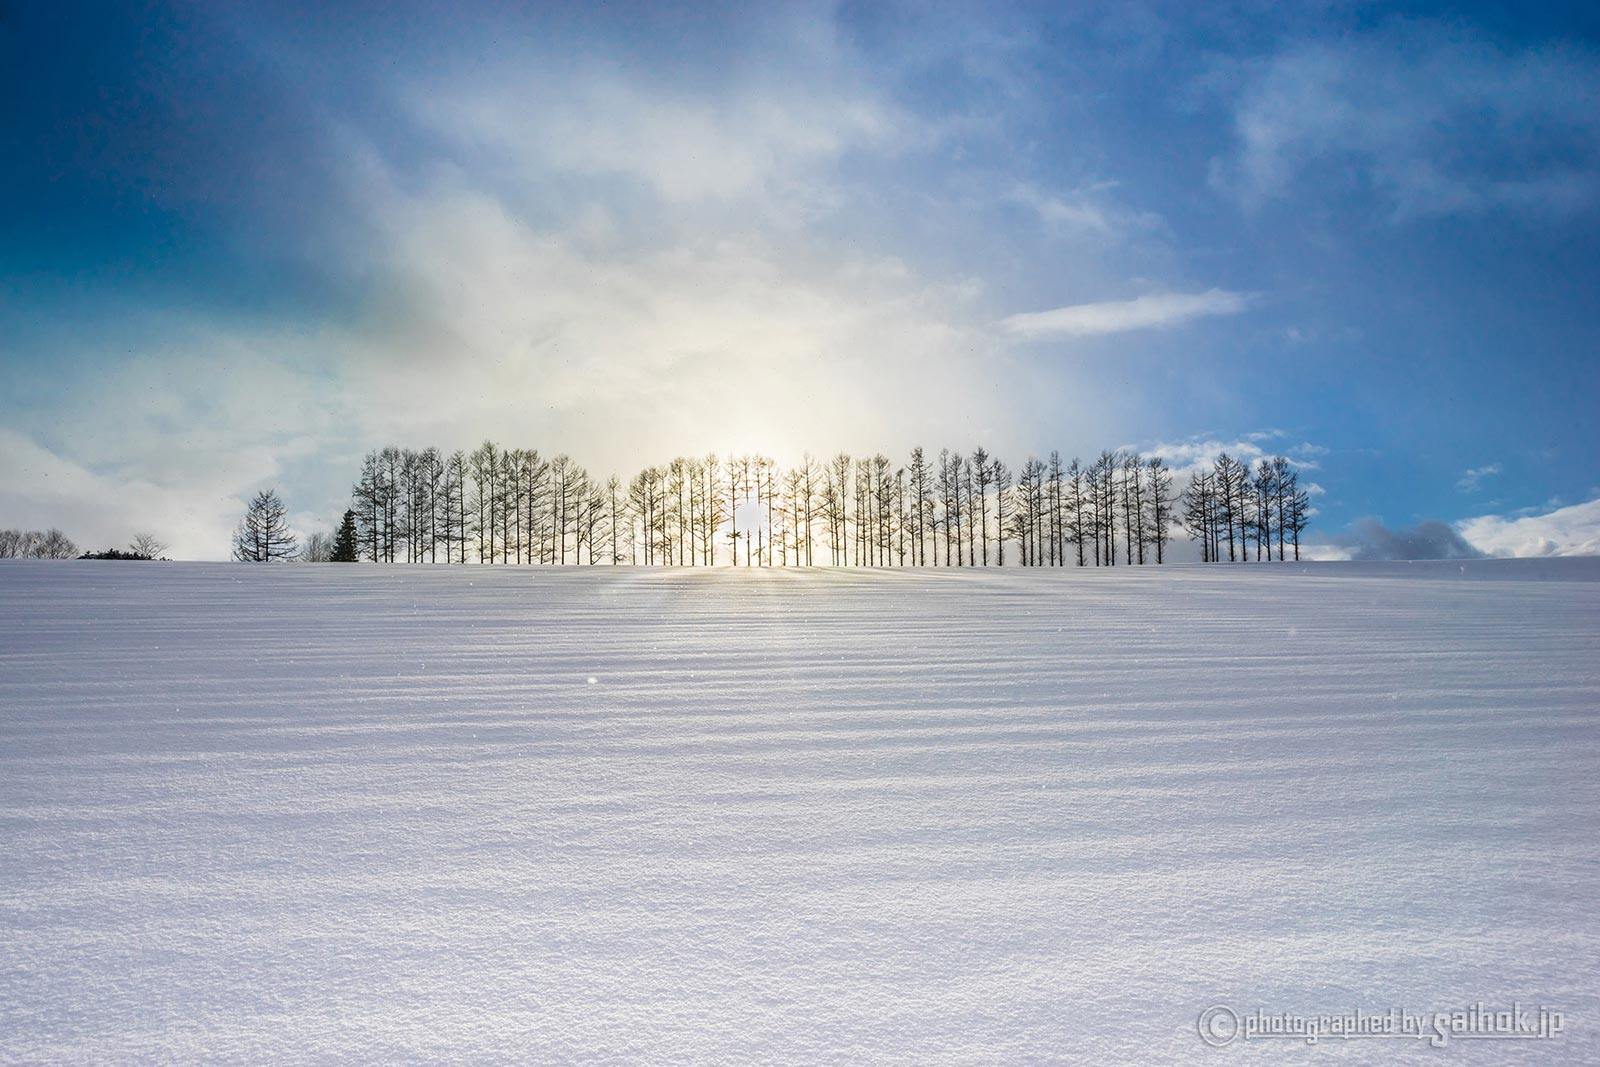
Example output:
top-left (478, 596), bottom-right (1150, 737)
top-left (232, 490), bottom-right (297, 562)
top-left (301, 531), bottom-right (334, 562)
top-left (129, 533), bottom-right (168, 559)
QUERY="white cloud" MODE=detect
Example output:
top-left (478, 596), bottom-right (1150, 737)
top-left (0, 161), bottom-right (1027, 559)
top-left (1211, 27), bottom-right (1600, 219)
top-left (1456, 463), bottom-right (1501, 492)
top-left (0, 324), bottom-right (355, 559)
top-left (1458, 498), bottom-right (1600, 558)
top-left (5, 29), bottom-right (1073, 560)
top-left (1135, 433), bottom-right (1325, 488)
top-left (0, 10), bottom-right (1247, 559)
top-left (1144, 436), bottom-right (1266, 475)
top-left (341, 171), bottom-right (1013, 463)
top-left (1000, 288), bottom-right (1251, 338)
top-left (0, 429), bottom-right (254, 561)
top-left (1307, 498), bottom-right (1600, 562)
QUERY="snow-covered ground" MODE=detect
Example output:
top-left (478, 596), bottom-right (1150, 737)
top-left (2, 559), bottom-right (1597, 1065)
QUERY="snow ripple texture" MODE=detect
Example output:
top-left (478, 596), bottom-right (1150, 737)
top-left (2, 559), bottom-right (1598, 1065)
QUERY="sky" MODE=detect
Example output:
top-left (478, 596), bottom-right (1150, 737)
top-left (2, 1), bottom-right (1598, 560)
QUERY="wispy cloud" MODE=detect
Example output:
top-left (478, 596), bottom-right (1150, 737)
top-left (1000, 289), bottom-right (1251, 339)
top-left (1209, 25), bottom-right (1600, 219)
top-left (1456, 463), bottom-right (1501, 492)
top-left (410, 68), bottom-right (908, 208)
top-left (1006, 182), bottom-right (1164, 240)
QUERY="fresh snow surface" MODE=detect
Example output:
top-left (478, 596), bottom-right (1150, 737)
top-left (2, 559), bottom-right (1598, 1065)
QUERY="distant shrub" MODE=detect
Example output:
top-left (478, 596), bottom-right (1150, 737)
top-left (79, 548), bottom-right (156, 561)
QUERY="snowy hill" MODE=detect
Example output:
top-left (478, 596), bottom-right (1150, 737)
top-left (3, 560), bottom-right (1597, 1064)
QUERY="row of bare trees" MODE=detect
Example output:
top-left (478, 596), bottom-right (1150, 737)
top-left (0, 528), bottom-right (78, 559)
top-left (350, 445), bottom-right (615, 565)
top-left (339, 444), bottom-right (1313, 566)
top-left (1181, 454), bottom-right (1313, 562)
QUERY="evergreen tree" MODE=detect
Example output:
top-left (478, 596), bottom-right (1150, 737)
top-left (331, 509), bottom-right (360, 562)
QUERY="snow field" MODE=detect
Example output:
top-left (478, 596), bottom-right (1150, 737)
top-left (2, 559), bottom-right (1598, 1064)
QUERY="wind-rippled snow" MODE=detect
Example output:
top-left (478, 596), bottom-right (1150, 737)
top-left (2, 560), bottom-right (1598, 1064)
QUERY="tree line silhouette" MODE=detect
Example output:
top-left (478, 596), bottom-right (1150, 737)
top-left (271, 444), bottom-right (1312, 566)
top-left (1, 530), bottom-right (172, 561)
top-left (0, 528), bottom-right (78, 559)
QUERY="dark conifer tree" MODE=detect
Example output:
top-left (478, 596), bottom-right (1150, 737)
top-left (331, 509), bottom-right (360, 562)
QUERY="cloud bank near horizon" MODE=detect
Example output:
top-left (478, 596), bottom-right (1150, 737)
top-left (1309, 498), bottom-right (1600, 561)
top-left (1457, 498), bottom-right (1600, 559)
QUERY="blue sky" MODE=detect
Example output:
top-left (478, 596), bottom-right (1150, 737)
top-left (3, 1), bottom-right (1598, 559)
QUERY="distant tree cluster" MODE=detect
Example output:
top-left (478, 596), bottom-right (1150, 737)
top-left (80, 534), bottom-right (169, 561)
top-left (319, 443), bottom-right (1314, 566)
top-left (231, 493), bottom-right (365, 564)
top-left (3, 530), bottom-right (169, 561)
top-left (0, 528), bottom-right (78, 559)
